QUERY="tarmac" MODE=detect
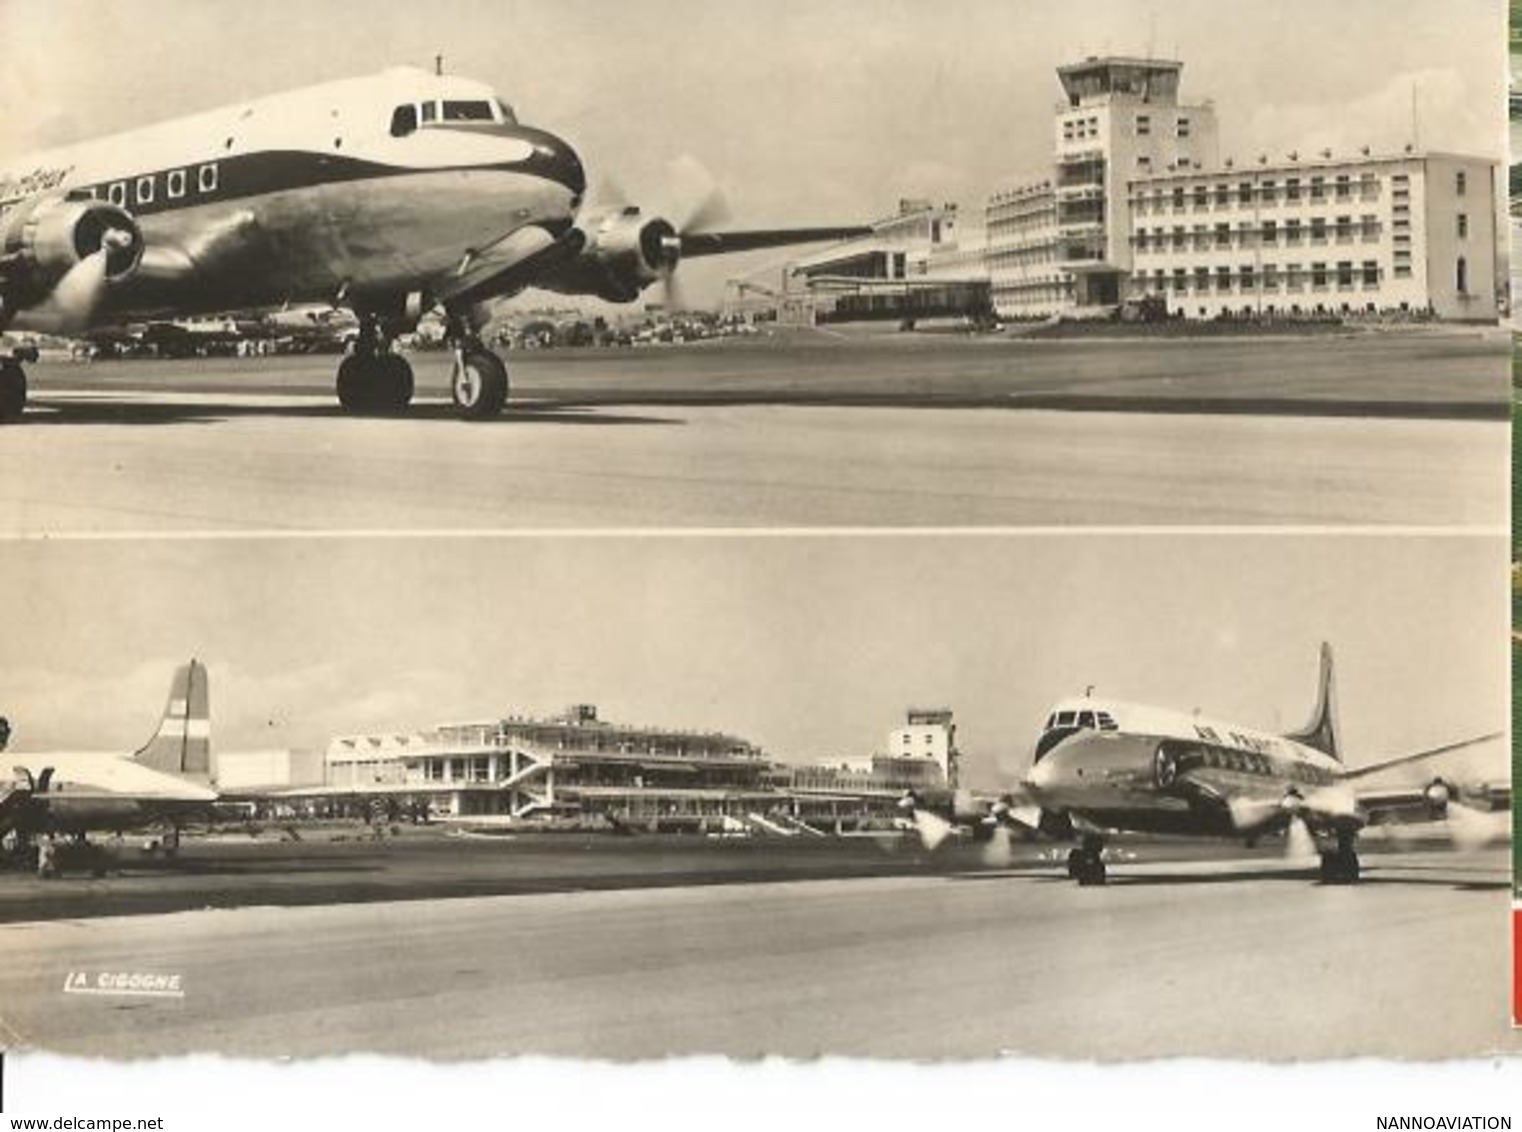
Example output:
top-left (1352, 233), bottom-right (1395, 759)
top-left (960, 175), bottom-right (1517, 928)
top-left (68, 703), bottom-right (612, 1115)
top-left (0, 332), bottom-right (1507, 532)
top-left (0, 837), bottom-right (1510, 1060)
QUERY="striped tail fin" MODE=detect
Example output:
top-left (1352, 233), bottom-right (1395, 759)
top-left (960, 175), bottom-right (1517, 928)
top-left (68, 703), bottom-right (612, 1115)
top-left (131, 660), bottom-right (211, 783)
top-left (1284, 642), bottom-right (1340, 762)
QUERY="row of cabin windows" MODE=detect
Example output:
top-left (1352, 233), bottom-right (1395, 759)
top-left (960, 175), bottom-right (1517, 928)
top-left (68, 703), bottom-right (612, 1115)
top-left (1194, 746), bottom-right (1331, 785)
top-left (99, 163), bottom-right (219, 208)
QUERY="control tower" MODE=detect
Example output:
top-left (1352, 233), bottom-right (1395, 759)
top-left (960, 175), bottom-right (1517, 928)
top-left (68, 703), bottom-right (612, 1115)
top-left (1051, 57), bottom-right (1219, 306)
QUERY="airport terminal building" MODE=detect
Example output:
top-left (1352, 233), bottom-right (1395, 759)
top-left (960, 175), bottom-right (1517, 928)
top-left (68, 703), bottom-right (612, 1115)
top-left (297, 704), bottom-right (959, 833)
top-left (318, 704), bottom-right (783, 829)
top-left (781, 201), bottom-right (994, 325)
top-left (989, 56), bottom-right (1499, 322)
top-left (781, 55), bottom-right (1500, 324)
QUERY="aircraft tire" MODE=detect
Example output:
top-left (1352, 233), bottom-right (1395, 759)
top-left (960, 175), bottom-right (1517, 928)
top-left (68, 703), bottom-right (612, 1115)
top-left (0, 362), bottom-right (26, 422)
top-left (1066, 847), bottom-right (1085, 879)
top-left (1318, 849), bottom-right (1360, 885)
top-left (379, 354), bottom-right (414, 413)
top-left (451, 347), bottom-right (508, 420)
top-left (1076, 857), bottom-right (1107, 886)
top-left (336, 355), bottom-right (371, 413)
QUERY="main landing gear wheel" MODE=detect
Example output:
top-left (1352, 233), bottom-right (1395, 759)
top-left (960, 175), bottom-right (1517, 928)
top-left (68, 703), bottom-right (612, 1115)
top-left (451, 346), bottom-right (509, 420)
top-left (1318, 839), bottom-right (1361, 885)
top-left (1069, 837), bottom-right (1108, 886)
top-left (336, 353), bottom-right (414, 415)
top-left (0, 362), bottom-right (26, 422)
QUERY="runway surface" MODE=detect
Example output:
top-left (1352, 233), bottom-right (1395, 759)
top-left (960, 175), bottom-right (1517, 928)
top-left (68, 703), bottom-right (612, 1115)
top-left (0, 332), bottom-right (1508, 532)
top-left (0, 843), bottom-right (1510, 1060)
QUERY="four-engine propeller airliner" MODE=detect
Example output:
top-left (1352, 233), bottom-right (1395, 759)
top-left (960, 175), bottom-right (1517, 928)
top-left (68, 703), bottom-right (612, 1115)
top-left (1, 660), bottom-right (217, 849)
top-left (904, 644), bottom-right (1504, 886)
top-left (0, 67), bottom-right (867, 421)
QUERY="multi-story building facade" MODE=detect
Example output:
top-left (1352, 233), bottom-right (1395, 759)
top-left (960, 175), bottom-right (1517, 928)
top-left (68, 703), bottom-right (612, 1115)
top-left (1129, 152), bottom-right (1498, 320)
top-left (306, 703), bottom-right (953, 833)
top-left (986, 55), bottom-right (1498, 322)
top-left (989, 56), bottom-right (1220, 317)
top-left (322, 704), bottom-right (777, 824)
top-left (986, 181), bottom-right (1063, 314)
top-left (885, 708), bottom-right (959, 788)
top-left (780, 200), bottom-right (992, 324)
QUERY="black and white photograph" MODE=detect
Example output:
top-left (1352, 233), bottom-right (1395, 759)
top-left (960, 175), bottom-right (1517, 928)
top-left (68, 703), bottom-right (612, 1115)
top-left (0, 0), bottom-right (1509, 531)
top-left (0, 533), bottom-right (1510, 1061)
top-left (0, 0), bottom-right (1515, 1128)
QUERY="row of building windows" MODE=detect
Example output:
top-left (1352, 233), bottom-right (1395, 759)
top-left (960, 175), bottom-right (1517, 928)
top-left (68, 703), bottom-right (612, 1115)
top-left (1132, 172), bottom-right (1383, 213)
top-left (1135, 260), bottom-right (1391, 292)
top-left (1061, 111), bottom-right (1196, 144)
top-left (1135, 214), bottom-right (1385, 250)
top-left (1061, 114), bottom-right (1103, 141)
top-left (988, 244), bottom-right (1061, 264)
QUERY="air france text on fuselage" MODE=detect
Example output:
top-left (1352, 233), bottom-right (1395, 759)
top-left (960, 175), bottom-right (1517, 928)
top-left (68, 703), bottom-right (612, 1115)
top-left (0, 164), bottom-right (74, 205)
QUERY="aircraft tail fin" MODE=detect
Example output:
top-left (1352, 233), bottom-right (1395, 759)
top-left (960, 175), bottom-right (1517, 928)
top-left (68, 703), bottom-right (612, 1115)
top-left (1283, 642), bottom-right (1340, 762)
top-left (131, 660), bottom-right (211, 782)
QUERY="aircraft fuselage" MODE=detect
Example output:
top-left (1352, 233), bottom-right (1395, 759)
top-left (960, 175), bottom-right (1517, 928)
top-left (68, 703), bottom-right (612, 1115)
top-left (1024, 697), bottom-right (1351, 840)
top-left (0, 67), bottom-right (585, 329)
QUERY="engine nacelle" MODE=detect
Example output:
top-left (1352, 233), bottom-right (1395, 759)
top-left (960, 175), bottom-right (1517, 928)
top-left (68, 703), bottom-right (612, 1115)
top-left (1423, 777), bottom-right (1452, 816)
top-left (536, 205), bottom-right (678, 303)
top-left (0, 194), bottom-right (143, 303)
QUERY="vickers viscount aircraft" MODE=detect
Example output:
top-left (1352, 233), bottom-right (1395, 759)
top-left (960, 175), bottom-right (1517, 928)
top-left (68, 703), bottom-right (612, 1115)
top-left (1, 660), bottom-right (217, 851)
top-left (0, 67), bottom-right (867, 420)
top-left (904, 644), bottom-right (1504, 886)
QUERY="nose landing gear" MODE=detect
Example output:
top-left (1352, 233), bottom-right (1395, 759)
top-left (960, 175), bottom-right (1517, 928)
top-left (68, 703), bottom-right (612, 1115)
top-left (0, 360), bottom-right (26, 422)
top-left (1317, 832), bottom-right (1361, 885)
top-left (1067, 835), bottom-right (1108, 886)
top-left (449, 344), bottom-right (508, 420)
top-left (445, 308), bottom-right (509, 421)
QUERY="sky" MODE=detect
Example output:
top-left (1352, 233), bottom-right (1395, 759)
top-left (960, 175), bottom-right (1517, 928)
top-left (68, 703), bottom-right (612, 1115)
top-left (0, 0), bottom-right (1506, 305)
top-left (0, 534), bottom-right (1506, 786)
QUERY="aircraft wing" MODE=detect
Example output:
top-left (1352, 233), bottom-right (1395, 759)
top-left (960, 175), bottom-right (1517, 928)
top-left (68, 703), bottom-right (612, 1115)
top-left (1337, 732), bottom-right (1503, 781)
top-left (433, 226), bottom-right (587, 307)
top-left (678, 226), bottom-right (873, 258)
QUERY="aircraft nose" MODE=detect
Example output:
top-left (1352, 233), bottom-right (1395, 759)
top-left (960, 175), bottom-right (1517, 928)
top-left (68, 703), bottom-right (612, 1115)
top-left (517, 127), bottom-right (587, 197)
top-left (1024, 751), bottom-right (1068, 793)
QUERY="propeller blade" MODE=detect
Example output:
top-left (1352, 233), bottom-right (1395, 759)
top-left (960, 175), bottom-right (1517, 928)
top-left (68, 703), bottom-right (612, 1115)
top-left (1443, 801), bottom-right (1506, 852)
top-left (981, 825), bottom-right (1015, 868)
top-left (912, 809), bottom-right (953, 852)
top-left (1284, 815), bottom-right (1317, 862)
top-left (1227, 795), bottom-right (1281, 832)
top-left (24, 249), bottom-right (112, 334)
top-left (1302, 782), bottom-right (1358, 821)
top-left (592, 173), bottom-right (629, 210)
top-left (665, 154), bottom-right (730, 233)
top-left (659, 265), bottom-right (687, 313)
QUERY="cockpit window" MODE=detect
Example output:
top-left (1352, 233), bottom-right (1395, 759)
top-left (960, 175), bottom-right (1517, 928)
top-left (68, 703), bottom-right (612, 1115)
top-left (442, 100), bottom-right (495, 122)
top-left (495, 99), bottom-right (517, 124)
top-left (390, 105), bottom-right (418, 137)
top-left (1096, 712), bottom-right (1118, 731)
top-left (1077, 711), bottom-right (1096, 729)
top-left (420, 101), bottom-right (437, 124)
top-left (1055, 711), bottom-right (1076, 728)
